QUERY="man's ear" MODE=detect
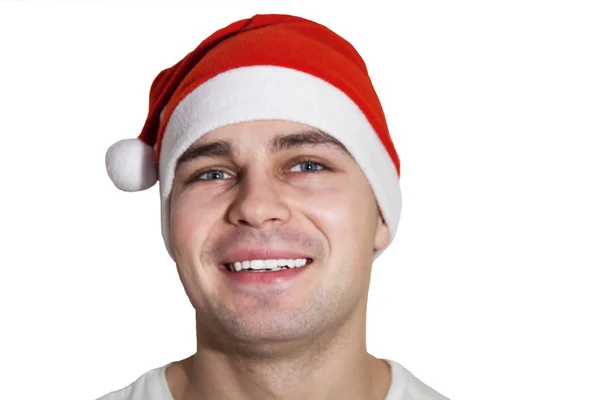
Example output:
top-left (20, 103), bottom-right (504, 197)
top-left (374, 208), bottom-right (390, 252)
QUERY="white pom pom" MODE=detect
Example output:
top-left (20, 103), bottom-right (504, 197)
top-left (105, 139), bottom-right (158, 192)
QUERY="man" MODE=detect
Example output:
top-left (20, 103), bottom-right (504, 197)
top-left (100, 13), bottom-right (448, 400)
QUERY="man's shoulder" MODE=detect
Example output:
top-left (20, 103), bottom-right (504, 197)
top-left (95, 363), bottom-right (172, 400)
top-left (385, 359), bottom-right (450, 400)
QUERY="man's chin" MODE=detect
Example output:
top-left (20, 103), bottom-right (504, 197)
top-left (210, 313), bottom-right (317, 346)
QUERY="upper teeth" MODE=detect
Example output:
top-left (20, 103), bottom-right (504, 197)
top-left (227, 258), bottom-right (308, 272)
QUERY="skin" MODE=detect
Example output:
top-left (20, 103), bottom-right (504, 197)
top-left (165, 120), bottom-right (392, 400)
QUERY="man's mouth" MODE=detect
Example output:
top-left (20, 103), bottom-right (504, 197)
top-left (220, 258), bottom-right (313, 272)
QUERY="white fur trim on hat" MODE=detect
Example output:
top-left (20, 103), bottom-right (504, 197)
top-left (158, 65), bottom-right (401, 260)
top-left (105, 138), bottom-right (158, 192)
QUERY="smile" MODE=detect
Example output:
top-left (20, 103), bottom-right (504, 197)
top-left (223, 258), bottom-right (312, 272)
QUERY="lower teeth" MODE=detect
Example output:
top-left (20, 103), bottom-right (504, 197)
top-left (228, 266), bottom-right (292, 272)
top-left (249, 267), bottom-right (289, 272)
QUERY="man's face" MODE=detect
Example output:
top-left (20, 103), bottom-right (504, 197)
top-left (169, 120), bottom-right (390, 344)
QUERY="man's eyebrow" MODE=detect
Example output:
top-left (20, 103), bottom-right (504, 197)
top-left (176, 141), bottom-right (233, 171)
top-left (270, 129), bottom-right (350, 155)
top-left (175, 128), bottom-right (350, 170)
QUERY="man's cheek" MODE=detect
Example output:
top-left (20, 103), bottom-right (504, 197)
top-left (171, 212), bottom-right (204, 253)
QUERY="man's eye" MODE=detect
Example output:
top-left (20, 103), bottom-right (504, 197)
top-left (290, 160), bottom-right (325, 173)
top-left (196, 170), bottom-right (232, 180)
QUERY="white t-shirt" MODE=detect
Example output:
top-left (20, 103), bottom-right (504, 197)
top-left (96, 359), bottom-right (448, 400)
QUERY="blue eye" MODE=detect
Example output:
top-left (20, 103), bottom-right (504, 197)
top-left (291, 161), bottom-right (324, 173)
top-left (197, 170), bottom-right (232, 180)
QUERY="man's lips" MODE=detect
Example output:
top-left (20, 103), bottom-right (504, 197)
top-left (215, 247), bottom-right (315, 284)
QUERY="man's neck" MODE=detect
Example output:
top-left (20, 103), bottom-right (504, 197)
top-left (166, 324), bottom-right (391, 400)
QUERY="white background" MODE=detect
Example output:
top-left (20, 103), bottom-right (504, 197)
top-left (1, 1), bottom-right (599, 399)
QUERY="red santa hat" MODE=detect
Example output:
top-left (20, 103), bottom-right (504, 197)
top-left (105, 13), bottom-right (402, 259)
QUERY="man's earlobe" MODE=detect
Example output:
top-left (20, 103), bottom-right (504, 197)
top-left (374, 212), bottom-right (390, 251)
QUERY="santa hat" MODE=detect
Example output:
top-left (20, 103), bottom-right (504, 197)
top-left (105, 13), bottom-right (402, 259)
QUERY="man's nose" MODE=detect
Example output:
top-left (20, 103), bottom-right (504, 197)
top-left (226, 170), bottom-right (291, 228)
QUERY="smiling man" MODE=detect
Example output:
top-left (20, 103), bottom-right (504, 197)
top-left (101, 13), bottom-right (448, 400)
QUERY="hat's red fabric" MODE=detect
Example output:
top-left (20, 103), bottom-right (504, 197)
top-left (138, 13), bottom-right (399, 176)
